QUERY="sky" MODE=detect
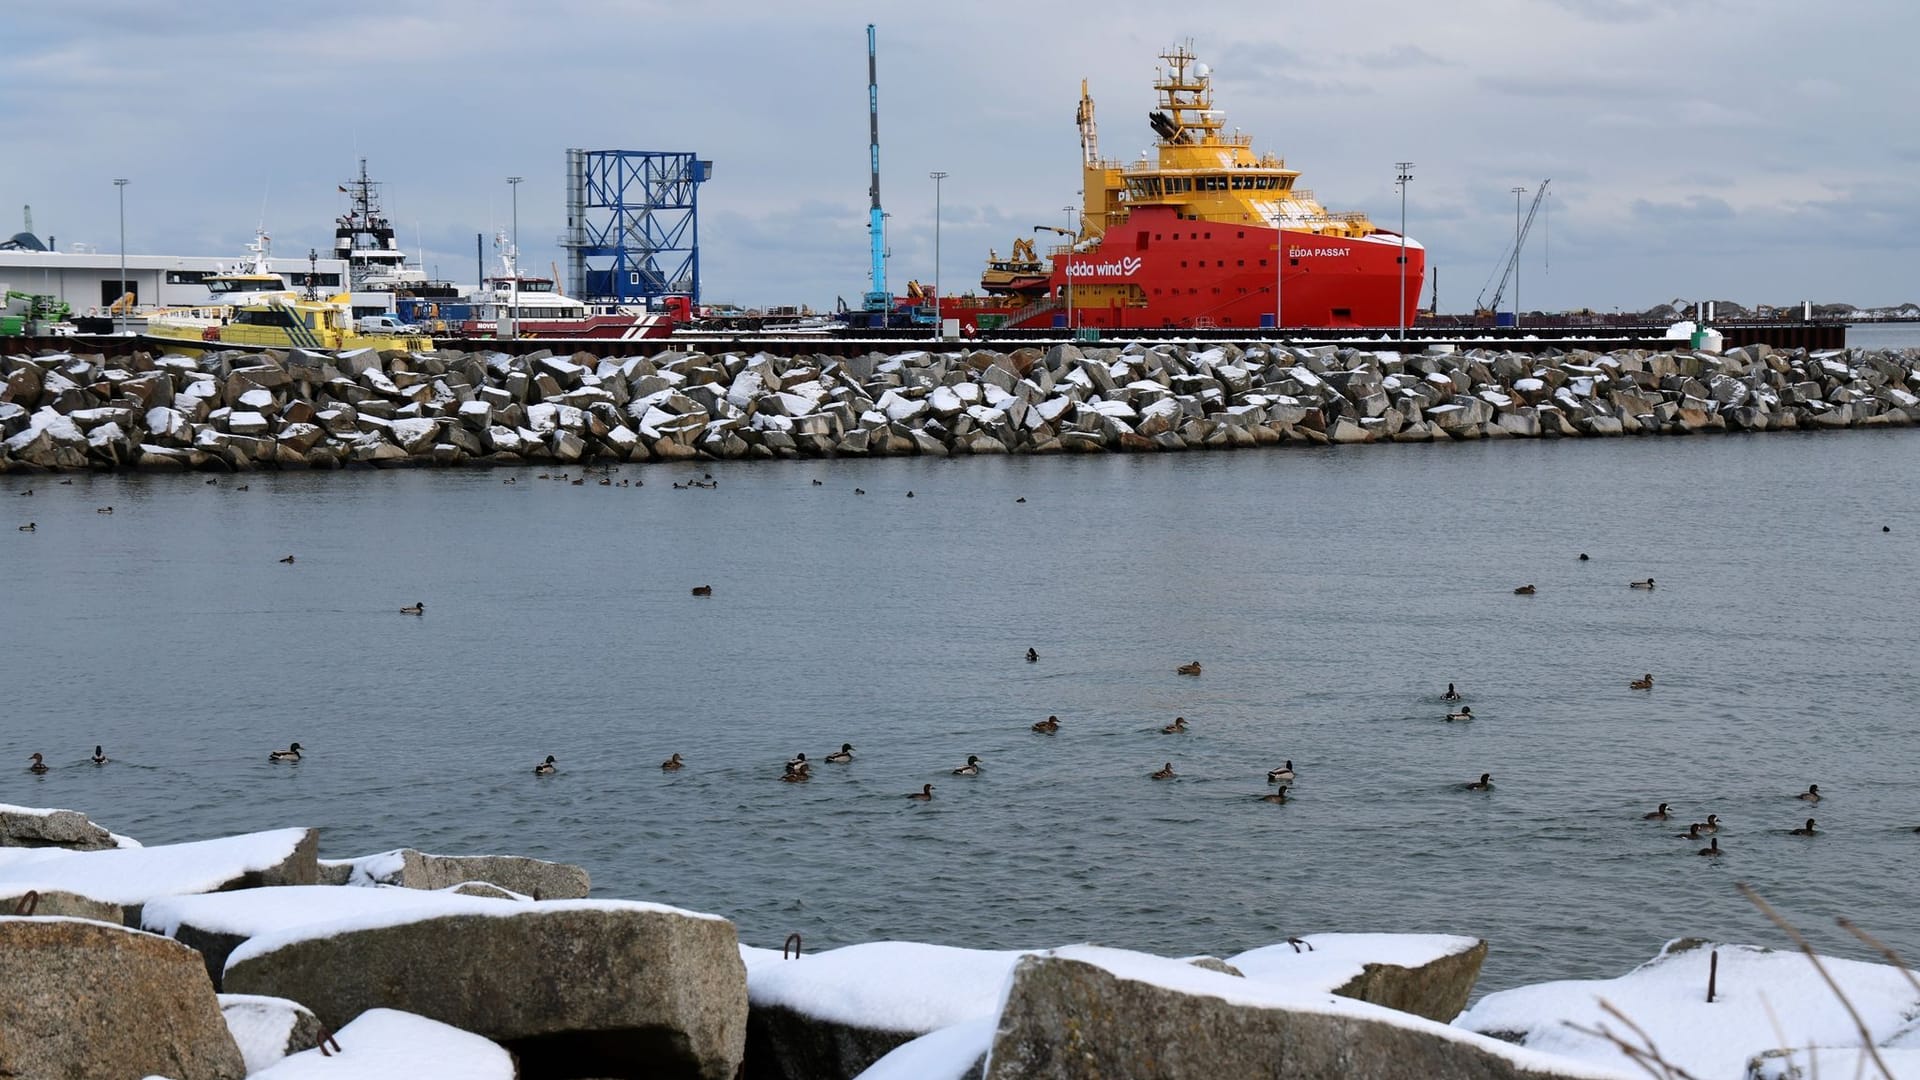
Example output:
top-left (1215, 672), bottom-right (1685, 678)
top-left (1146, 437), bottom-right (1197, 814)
top-left (3, 0), bottom-right (1916, 314)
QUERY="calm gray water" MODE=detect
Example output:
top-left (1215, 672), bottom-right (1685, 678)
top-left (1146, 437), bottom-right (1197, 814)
top-left (4, 429), bottom-right (1918, 996)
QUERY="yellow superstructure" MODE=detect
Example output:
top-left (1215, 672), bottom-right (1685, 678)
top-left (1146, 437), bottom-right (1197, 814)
top-left (146, 295), bottom-right (432, 354)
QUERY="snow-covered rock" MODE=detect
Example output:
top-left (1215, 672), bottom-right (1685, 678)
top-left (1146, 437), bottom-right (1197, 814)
top-left (1229, 933), bottom-right (1487, 1022)
top-left (220, 993), bottom-right (324, 1074)
top-left (249, 1008), bottom-right (513, 1079)
top-left (0, 828), bottom-right (316, 907)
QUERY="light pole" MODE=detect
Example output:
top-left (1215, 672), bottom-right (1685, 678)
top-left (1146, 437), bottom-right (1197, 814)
top-left (1062, 205), bottom-right (1076, 332)
top-left (506, 176), bottom-right (523, 340)
top-left (1511, 186), bottom-right (1526, 329)
top-left (929, 171), bottom-right (947, 340)
top-left (1395, 162), bottom-right (1413, 340)
top-left (113, 179), bottom-right (129, 334)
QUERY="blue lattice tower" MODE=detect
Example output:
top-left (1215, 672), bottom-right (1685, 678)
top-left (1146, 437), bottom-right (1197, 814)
top-left (563, 150), bottom-right (712, 306)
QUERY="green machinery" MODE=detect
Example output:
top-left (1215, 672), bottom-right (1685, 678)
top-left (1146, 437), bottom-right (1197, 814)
top-left (0, 290), bottom-right (73, 336)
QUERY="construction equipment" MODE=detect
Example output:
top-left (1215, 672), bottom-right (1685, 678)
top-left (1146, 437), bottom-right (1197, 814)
top-left (860, 24), bottom-right (890, 326)
top-left (1474, 179), bottom-right (1550, 317)
top-left (0, 290), bottom-right (73, 336)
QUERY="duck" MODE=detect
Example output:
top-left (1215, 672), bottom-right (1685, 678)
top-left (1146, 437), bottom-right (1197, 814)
top-left (278, 555), bottom-right (295, 564)
top-left (204, 479), bottom-right (217, 486)
top-left (1268, 761), bottom-right (1297, 783)
top-left (952, 755), bottom-right (983, 776)
top-left (825, 743), bottom-right (855, 764)
top-left (16, 522), bottom-right (32, 532)
top-left (268, 742), bottom-right (303, 762)
top-left (690, 585), bottom-right (713, 597)
top-left (1642, 802), bottom-right (1672, 821)
top-left (27, 752), bottom-right (49, 775)
top-left (571, 477), bottom-right (585, 486)
top-left (1446, 707), bottom-right (1473, 722)
top-left (1016, 497), bottom-right (1027, 503)
top-left (1464, 773), bottom-right (1494, 791)
top-left (400, 602), bottom-right (424, 615)
top-left (533, 754), bottom-right (558, 776)
top-left (1701, 814), bottom-right (1721, 834)
top-left (91, 745), bottom-right (108, 766)
top-left (1791, 818), bottom-right (1819, 836)
top-left (1150, 762), bottom-right (1177, 780)
top-left (1578, 553), bottom-right (1590, 561)
top-left (854, 488), bottom-right (866, 495)
top-left (781, 762), bottom-right (811, 783)
top-left (96, 506), bottom-right (113, 514)
top-left (811, 479), bottom-right (823, 486)
top-left (1678, 823), bottom-right (1706, 840)
top-left (787, 752), bottom-right (809, 770)
top-left (1256, 786), bottom-right (1290, 804)
top-left (1797, 784), bottom-right (1822, 802)
top-left (673, 482), bottom-right (689, 490)
top-left (17, 488), bottom-right (32, 496)
top-left (1025, 647), bottom-right (1038, 663)
top-left (58, 479), bottom-right (71, 485)
top-left (1629, 673), bottom-right (1654, 690)
top-left (1032, 715), bottom-right (1061, 734)
top-left (598, 477), bottom-right (611, 486)
top-left (235, 484), bottom-right (249, 492)
top-left (1513, 584), bottom-right (1536, 595)
top-left (503, 477), bottom-right (518, 485)
top-left (537, 473), bottom-right (551, 480)
top-left (1176, 661), bottom-right (1203, 676)
top-left (906, 491), bottom-right (914, 498)
top-left (1161, 716), bottom-right (1189, 734)
top-left (1698, 837), bottom-right (1723, 857)
top-left (1630, 578), bottom-right (1655, 589)
top-left (1442, 683), bottom-right (1462, 702)
top-left (906, 783), bottom-right (934, 801)
top-left (661, 753), bottom-right (685, 771)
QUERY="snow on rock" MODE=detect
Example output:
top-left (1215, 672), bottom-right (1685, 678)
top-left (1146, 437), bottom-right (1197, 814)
top-left (1228, 932), bottom-right (1487, 1019)
top-left (1454, 940), bottom-right (1920, 1080)
top-left (1749, 1046), bottom-right (1920, 1079)
top-left (750, 941), bottom-right (1031, 1034)
top-left (220, 993), bottom-right (322, 1074)
top-left (854, 1018), bottom-right (996, 1080)
top-left (986, 945), bottom-right (1627, 1080)
top-left (145, 883), bottom-right (521, 943)
top-left (0, 828), bottom-right (314, 906)
top-left (0, 801), bottom-right (123, 851)
top-left (248, 1008), bottom-right (513, 1080)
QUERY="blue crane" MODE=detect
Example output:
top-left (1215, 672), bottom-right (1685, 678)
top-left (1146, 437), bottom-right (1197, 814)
top-left (862, 24), bottom-right (890, 325)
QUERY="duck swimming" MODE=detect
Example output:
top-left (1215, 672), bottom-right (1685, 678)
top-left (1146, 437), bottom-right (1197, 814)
top-left (1797, 784), bottom-right (1822, 802)
top-left (1513, 584), bottom-right (1536, 595)
top-left (1630, 674), bottom-right (1654, 690)
top-left (1446, 707), bottom-right (1473, 721)
top-left (91, 745), bottom-right (108, 766)
top-left (17, 522), bottom-right (33, 532)
top-left (1465, 773), bottom-right (1493, 791)
top-left (1268, 761), bottom-right (1296, 784)
top-left (906, 783), bottom-right (934, 801)
top-left (1256, 786), bottom-right (1290, 804)
top-left (269, 742), bottom-right (303, 762)
top-left (96, 506), bottom-right (113, 514)
top-left (787, 753), bottom-right (809, 770)
top-left (781, 762), bottom-right (811, 783)
top-left (825, 743), bottom-right (854, 764)
top-left (1578, 553), bottom-right (1590, 561)
top-left (278, 555), bottom-right (295, 564)
top-left (1176, 661), bottom-right (1202, 676)
top-left (1678, 823), bottom-right (1706, 840)
top-left (661, 753), bottom-right (685, 771)
top-left (1032, 715), bottom-right (1061, 734)
top-left (1701, 814), bottom-right (1721, 833)
top-left (1162, 717), bottom-right (1189, 734)
top-left (28, 752), bottom-right (49, 775)
top-left (1643, 803), bottom-right (1672, 820)
top-left (1025, 647), bottom-right (1038, 663)
top-left (1442, 683), bottom-right (1462, 702)
top-left (399, 602), bottom-right (424, 615)
top-left (533, 755), bottom-right (557, 776)
top-left (1791, 818), bottom-right (1818, 836)
top-left (952, 755), bottom-right (983, 776)
top-left (690, 585), bottom-right (713, 596)
top-left (1698, 837), bottom-right (1723, 857)
top-left (1150, 762), bottom-right (1176, 780)
top-left (1630, 578), bottom-right (1656, 589)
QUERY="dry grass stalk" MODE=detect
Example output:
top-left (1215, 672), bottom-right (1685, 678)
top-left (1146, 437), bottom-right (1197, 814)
top-left (1737, 882), bottom-right (1895, 1080)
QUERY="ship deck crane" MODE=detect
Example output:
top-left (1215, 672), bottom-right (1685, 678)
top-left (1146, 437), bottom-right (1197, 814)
top-left (861, 24), bottom-right (889, 324)
top-left (1475, 179), bottom-right (1550, 317)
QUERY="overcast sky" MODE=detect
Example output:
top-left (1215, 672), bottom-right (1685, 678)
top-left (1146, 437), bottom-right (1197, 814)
top-left (3, 0), bottom-right (1915, 313)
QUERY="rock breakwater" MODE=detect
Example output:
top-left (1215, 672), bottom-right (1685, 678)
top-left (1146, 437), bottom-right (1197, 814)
top-left (1, 339), bottom-right (1916, 473)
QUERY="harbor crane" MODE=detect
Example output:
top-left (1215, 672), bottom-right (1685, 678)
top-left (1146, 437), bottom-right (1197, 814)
top-left (1475, 179), bottom-right (1550, 318)
top-left (861, 24), bottom-right (890, 326)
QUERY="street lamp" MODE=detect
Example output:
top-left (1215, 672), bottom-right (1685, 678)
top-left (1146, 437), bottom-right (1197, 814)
top-left (114, 179), bottom-right (129, 334)
top-left (1395, 162), bottom-right (1413, 341)
top-left (1062, 205), bottom-right (1076, 332)
top-left (506, 176), bottom-right (523, 340)
top-left (1511, 186), bottom-right (1527, 329)
top-left (929, 171), bottom-right (948, 340)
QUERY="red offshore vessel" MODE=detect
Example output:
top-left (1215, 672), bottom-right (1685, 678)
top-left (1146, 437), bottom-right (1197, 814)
top-left (943, 43), bottom-right (1424, 334)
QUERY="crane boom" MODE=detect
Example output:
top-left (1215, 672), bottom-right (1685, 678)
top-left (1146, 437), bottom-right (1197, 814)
top-left (862, 24), bottom-right (889, 316)
top-left (1476, 179), bottom-right (1550, 315)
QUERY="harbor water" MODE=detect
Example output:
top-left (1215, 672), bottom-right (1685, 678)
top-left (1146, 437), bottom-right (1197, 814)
top-left (4, 420), bottom-right (1918, 996)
